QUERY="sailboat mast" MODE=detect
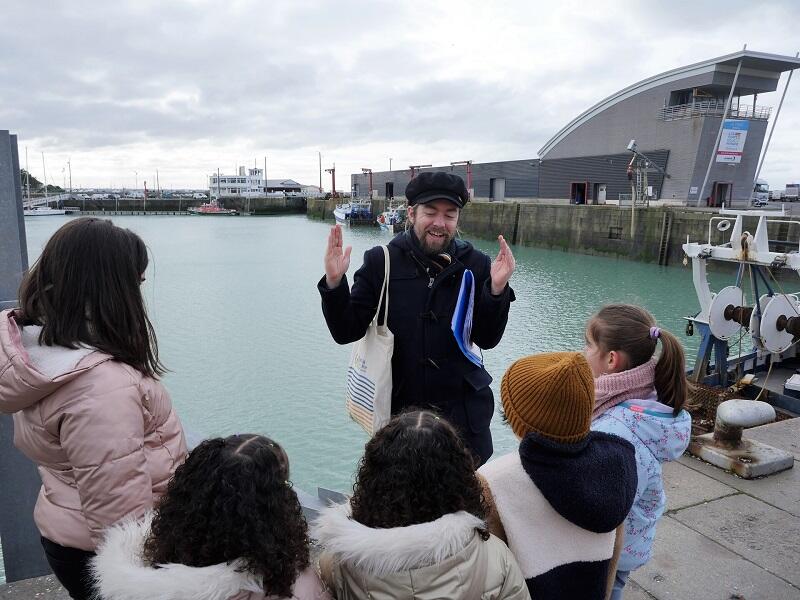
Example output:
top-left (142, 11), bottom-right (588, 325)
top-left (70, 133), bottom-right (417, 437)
top-left (25, 146), bottom-right (30, 200)
top-left (42, 152), bottom-right (48, 200)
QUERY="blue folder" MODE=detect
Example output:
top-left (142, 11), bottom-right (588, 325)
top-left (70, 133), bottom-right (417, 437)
top-left (451, 269), bottom-right (483, 367)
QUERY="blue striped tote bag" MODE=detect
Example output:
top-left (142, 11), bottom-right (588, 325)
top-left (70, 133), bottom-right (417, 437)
top-left (346, 245), bottom-right (393, 435)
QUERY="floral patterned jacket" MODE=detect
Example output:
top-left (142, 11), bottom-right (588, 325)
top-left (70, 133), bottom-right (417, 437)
top-left (592, 395), bottom-right (691, 571)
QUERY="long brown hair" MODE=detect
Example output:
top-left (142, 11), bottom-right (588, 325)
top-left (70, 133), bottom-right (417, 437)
top-left (17, 217), bottom-right (165, 378)
top-left (587, 304), bottom-right (689, 415)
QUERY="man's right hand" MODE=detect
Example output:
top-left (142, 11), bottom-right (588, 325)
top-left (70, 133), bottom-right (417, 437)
top-left (324, 224), bottom-right (352, 289)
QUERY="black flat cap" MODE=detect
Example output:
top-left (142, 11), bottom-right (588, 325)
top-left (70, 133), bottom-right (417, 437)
top-left (405, 171), bottom-right (469, 208)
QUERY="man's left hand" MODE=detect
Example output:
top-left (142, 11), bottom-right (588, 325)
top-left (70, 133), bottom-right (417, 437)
top-left (490, 235), bottom-right (515, 295)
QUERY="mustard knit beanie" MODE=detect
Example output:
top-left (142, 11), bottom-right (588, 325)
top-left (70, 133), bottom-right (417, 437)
top-left (501, 351), bottom-right (594, 443)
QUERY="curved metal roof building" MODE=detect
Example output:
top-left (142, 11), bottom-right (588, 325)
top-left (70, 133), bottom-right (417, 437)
top-left (537, 50), bottom-right (800, 204)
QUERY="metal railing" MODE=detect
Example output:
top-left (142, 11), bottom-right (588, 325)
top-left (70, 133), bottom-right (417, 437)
top-left (22, 194), bottom-right (72, 209)
top-left (658, 100), bottom-right (772, 121)
top-left (618, 193), bottom-right (649, 207)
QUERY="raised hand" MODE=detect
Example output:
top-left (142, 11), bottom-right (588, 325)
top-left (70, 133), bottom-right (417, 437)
top-left (490, 235), bottom-right (515, 295)
top-left (324, 225), bottom-right (352, 289)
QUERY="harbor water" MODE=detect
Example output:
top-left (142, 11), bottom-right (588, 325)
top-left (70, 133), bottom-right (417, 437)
top-left (0, 213), bottom-right (740, 583)
top-left (19, 214), bottom-right (735, 494)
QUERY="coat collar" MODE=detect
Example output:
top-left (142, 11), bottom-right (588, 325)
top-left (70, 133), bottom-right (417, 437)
top-left (312, 503), bottom-right (484, 577)
top-left (91, 513), bottom-right (264, 600)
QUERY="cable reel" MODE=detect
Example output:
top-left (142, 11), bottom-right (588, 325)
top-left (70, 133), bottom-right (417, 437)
top-left (708, 286), bottom-right (748, 340)
top-left (760, 294), bottom-right (800, 354)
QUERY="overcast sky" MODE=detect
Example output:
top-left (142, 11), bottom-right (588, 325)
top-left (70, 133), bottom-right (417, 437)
top-left (2, 0), bottom-right (799, 191)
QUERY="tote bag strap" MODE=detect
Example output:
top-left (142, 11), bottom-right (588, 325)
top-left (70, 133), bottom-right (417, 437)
top-left (371, 245), bottom-right (391, 330)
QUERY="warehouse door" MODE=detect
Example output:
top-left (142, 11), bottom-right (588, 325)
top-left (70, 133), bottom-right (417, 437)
top-left (490, 178), bottom-right (506, 201)
top-left (710, 181), bottom-right (732, 207)
top-left (385, 182), bottom-right (394, 199)
top-left (570, 182), bottom-right (588, 204)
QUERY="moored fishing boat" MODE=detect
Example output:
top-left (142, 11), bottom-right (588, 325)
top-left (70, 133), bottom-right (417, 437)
top-left (682, 205), bottom-right (798, 478)
top-left (187, 200), bottom-right (238, 216)
top-left (333, 202), bottom-right (350, 224)
top-left (377, 205), bottom-right (405, 232)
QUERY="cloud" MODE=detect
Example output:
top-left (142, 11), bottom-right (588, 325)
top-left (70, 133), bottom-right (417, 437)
top-left (1, 0), bottom-right (798, 189)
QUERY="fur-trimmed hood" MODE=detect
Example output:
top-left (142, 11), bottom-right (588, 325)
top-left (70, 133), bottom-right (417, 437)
top-left (0, 310), bottom-right (110, 413)
top-left (91, 513), bottom-right (265, 600)
top-left (312, 503), bottom-right (485, 576)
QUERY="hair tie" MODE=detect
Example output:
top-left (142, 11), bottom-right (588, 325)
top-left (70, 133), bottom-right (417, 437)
top-left (649, 326), bottom-right (661, 340)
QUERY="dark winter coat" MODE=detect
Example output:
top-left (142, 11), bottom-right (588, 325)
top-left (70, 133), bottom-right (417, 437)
top-left (479, 431), bottom-right (638, 600)
top-left (318, 231), bottom-right (514, 464)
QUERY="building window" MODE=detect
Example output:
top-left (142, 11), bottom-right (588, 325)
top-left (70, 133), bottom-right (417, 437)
top-left (608, 226), bottom-right (622, 240)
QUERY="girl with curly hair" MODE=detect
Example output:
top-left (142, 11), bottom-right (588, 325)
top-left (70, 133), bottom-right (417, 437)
top-left (314, 410), bottom-right (529, 599)
top-left (91, 435), bottom-right (330, 600)
top-left (0, 217), bottom-right (186, 600)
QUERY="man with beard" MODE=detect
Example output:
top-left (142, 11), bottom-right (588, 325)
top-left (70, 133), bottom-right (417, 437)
top-left (318, 171), bottom-right (515, 464)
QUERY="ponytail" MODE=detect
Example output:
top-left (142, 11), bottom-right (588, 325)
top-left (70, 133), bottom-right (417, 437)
top-left (653, 329), bottom-right (690, 416)
top-left (589, 304), bottom-right (692, 416)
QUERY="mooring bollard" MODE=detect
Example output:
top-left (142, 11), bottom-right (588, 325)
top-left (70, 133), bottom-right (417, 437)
top-left (690, 398), bottom-right (794, 478)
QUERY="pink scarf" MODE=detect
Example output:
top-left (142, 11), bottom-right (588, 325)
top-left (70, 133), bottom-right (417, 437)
top-left (593, 358), bottom-right (657, 419)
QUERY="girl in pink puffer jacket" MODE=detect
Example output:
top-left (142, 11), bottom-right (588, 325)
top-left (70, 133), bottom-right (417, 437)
top-left (0, 218), bottom-right (187, 600)
top-left (92, 435), bottom-right (330, 600)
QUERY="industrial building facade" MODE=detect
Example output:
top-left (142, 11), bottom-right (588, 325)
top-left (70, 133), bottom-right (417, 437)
top-left (351, 50), bottom-right (799, 207)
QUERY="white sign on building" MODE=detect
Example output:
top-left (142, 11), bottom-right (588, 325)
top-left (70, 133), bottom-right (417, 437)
top-left (716, 119), bottom-right (749, 164)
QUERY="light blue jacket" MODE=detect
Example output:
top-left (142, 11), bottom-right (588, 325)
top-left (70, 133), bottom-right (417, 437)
top-left (592, 395), bottom-right (691, 571)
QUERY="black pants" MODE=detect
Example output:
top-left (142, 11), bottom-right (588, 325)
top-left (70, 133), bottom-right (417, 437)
top-left (41, 537), bottom-right (97, 600)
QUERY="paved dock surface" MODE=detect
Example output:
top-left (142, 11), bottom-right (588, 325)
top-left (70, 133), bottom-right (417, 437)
top-left (2, 418), bottom-right (799, 599)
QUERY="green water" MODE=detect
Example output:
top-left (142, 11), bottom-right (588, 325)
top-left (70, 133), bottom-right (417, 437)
top-left (2, 213), bottom-right (739, 583)
top-left (20, 214), bottom-right (731, 493)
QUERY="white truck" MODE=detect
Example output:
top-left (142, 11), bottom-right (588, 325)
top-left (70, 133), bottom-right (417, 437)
top-left (751, 179), bottom-right (769, 206)
top-left (786, 183), bottom-right (800, 202)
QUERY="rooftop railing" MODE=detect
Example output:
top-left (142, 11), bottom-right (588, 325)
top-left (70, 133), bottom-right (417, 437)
top-left (658, 100), bottom-right (772, 121)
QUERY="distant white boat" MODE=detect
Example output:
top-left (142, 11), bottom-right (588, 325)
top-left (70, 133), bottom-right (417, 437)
top-left (333, 203), bottom-right (351, 224)
top-left (24, 206), bottom-right (66, 216)
top-left (377, 202), bottom-right (406, 232)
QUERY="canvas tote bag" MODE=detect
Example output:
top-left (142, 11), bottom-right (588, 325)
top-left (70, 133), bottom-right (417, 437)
top-left (346, 245), bottom-right (394, 435)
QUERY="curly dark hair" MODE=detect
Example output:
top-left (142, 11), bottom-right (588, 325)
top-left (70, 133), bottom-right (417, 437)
top-left (142, 435), bottom-right (309, 597)
top-left (350, 410), bottom-right (489, 539)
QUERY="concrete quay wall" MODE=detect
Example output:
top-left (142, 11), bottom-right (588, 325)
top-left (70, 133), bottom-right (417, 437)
top-left (458, 202), bottom-right (718, 265)
top-left (306, 199), bottom-right (799, 266)
top-left (62, 196), bottom-right (307, 214)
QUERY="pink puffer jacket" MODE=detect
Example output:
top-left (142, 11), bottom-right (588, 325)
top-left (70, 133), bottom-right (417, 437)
top-left (0, 309), bottom-right (187, 551)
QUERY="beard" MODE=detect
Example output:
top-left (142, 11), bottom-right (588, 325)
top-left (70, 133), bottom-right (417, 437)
top-left (415, 226), bottom-right (455, 256)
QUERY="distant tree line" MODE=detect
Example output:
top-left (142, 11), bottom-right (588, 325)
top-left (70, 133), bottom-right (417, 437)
top-left (20, 168), bottom-right (63, 193)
